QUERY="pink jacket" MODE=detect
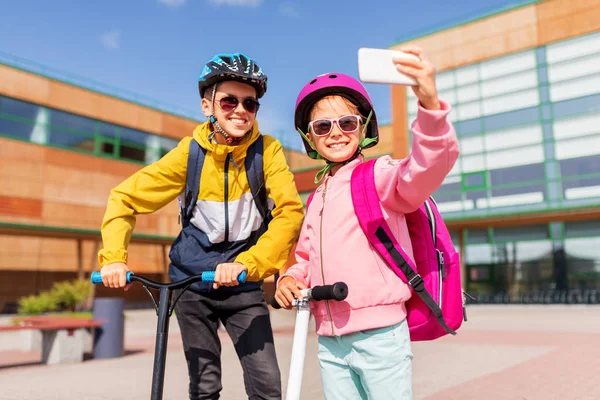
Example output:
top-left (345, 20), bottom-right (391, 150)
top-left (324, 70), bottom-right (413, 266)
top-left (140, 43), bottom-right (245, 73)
top-left (279, 100), bottom-right (460, 337)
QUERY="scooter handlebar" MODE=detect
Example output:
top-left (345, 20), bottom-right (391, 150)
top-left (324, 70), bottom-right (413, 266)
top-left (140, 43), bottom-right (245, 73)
top-left (270, 282), bottom-right (348, 309)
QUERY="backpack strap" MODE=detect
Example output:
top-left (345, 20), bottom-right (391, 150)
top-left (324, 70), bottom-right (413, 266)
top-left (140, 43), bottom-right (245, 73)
top-left (245, 135), bottom-right (269, 221)
top-left (350, 159), bottom-right (456, 335)
top-left (183, 139), bottom-right (206, 221)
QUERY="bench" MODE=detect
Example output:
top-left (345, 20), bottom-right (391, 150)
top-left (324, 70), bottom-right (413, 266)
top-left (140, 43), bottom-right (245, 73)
top-left (0, 316), bottom-right (101, 365)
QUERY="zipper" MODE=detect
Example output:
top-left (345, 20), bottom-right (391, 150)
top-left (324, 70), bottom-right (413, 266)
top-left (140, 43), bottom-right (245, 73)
top-left (425, 199), bottom-right (445, 307)
top-left (224, 153), bottom-right (231, 243)
top-left (437, 249), bottom-right (445, 309)
top-left (319, 180), bottom-right (335, 335)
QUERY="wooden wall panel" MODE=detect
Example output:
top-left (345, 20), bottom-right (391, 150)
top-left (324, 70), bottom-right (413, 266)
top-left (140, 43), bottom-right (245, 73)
top-left (536, 0), bottom-right (600, 44)
top-left (163, 113), bottom-right (201, 140)
top-left (0, 235), bottom-right (41, 270)
top-left (0, 65), bottom-right (50, 105)
top-left (0, 195), bottom-right (42, 218)
top-left (391, 5), bottom-right (539, 71)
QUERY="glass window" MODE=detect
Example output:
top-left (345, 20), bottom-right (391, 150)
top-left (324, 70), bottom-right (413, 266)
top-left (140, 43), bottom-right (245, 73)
top-left (562, 176), bottom-right (600, 200)
top-left (484, 106), bottom-right (539, 131)
top-left (563, 237), bottom-right (600, 289)
top-left (455, 65), bottom-right (479, 86)
top-left (547, 53), bottom-right (600, 83)
top-left (559, 154), bottom-right (600, 177)
top-left (479, 50), bottom-right (536, 80)
top-left (459, 135), bottom-right (484, 155)
top-left (0, 96), bottom-right (39, 121)
top-left (49, 127), bottom-right (95, 152)
top-left (550, 74), bottom-right (600, 102)
top-left (457, 83), bottom-right (480, 103)
top-left (564, 221), bottom-right (600, 238)
top-left (555, 134), bottom-right (600, 160)
top-left (489, 163), bottom-right (545, 185)
top-left (98, 121), bottom-right (119, 139)
top-left (457, 102), bottom-right (482, 120)
top-left (435, 71), bottom-right (455, 91)
top-left (482, 88), bottom-right (539, 115)
top-left (485, 124), bottom-right (542, 151)
top-left (118, 127), bottom-right (148, 163)
top-left (553, 113), bottom-right (600, 140)
top-left (552, 93), bottom-right (600, 119)
top-left (479, 190), bottom-right (544, 209)
top-left (463, 171), bottom-right (486, 189)
top-left (480, 70), bottom-right (537, 99)
top-left (0, 115), bottom-right (36, 141)
top-left (491, 183), bottom-right (546, 199)
top-left (455, 118), bottom-right (482, 135)
top-left (467, 229), bottom-right (489, 244)
top-left (438, 89), bottom-right (457, 105)
top-left (546, 31), bottom-right (600, 64)
top-left (431, 190), bottom-right (462, 203)
top-left (465, 243), bottom-right (493, 264)
top-left (466, 189), bottom-right (487, 203)
top-left (494, 225), bottom-right (549, 242)
top-left (50, 109), bottom-right (95, 134)
top-left (486, 145), bottom-right (545, 170)
top-left (461, 154), bottom-right (485, 173)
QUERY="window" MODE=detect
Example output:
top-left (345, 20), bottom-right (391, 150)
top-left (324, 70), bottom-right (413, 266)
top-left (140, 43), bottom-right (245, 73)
top-left (479, 50), bottom-right (536, 80)
top-left (489, 163), bottom-right (545, 186)
top-left (462, 171), bottom-right (487, 191)
top-left (50, 109), bottom-right (95, 134)
top-left (546, 31), bottom-right (600, 64)
top-left (484, 106), bottom-right (539, 131)
top-left (552, 94), bottom-right (600, 119)
top-left (0, 94), bottom-right (185, 165)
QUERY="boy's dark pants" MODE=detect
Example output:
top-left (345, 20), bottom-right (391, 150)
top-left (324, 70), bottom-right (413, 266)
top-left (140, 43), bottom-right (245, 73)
top-left (174, 288), bottom-right (281, 400)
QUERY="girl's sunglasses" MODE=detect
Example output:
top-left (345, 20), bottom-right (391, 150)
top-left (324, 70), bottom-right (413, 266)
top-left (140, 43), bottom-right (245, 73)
top-left (218, 96), bottom-right (260, 114)
top-left (308, 115), bottom-right (362, 137)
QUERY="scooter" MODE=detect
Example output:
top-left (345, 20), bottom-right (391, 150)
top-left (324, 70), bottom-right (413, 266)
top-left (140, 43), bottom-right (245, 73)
top-left (90, 270), bottom-right (246, 400)
top-left (270, 282), bottom-right (348, 400)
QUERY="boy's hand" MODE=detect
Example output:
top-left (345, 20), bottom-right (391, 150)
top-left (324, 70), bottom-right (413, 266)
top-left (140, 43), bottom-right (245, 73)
top-left (213, 262), bottom-right (248, 289)
top-left (274, 276), bottom-right (307, 309)
top-left (393, 45), bottom-right (441, 111)
top-left (100, 262), bottom-right (133, 291)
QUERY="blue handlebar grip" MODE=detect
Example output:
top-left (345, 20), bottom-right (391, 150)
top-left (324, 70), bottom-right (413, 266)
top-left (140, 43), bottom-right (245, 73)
top-left (90, 272), bottom-right (102, 284)
top-left (200, 270), bottom-right (247, 283)
top-left (90, 271), bottom-right (132, 284)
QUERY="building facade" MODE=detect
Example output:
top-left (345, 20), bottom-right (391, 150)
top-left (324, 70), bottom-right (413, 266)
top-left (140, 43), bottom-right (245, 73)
top-left (1, 0), bottom-right (599, 312)
top-left (0, 56), bottom-right (200, 311)
top-left (388, 0), bottom-right (600, 303)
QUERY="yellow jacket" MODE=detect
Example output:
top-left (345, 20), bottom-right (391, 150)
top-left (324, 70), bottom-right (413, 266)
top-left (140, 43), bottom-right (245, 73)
top-left (98, 121), bottom-right (304, 282)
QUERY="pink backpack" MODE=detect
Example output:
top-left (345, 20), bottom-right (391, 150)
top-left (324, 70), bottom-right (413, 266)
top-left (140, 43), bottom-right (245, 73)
top-left (307, 159), bottom-right (465, 341)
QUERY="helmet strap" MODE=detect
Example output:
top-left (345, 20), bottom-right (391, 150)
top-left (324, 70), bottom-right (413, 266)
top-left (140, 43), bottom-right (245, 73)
top-left (208, 84), bottom-right (244, 145)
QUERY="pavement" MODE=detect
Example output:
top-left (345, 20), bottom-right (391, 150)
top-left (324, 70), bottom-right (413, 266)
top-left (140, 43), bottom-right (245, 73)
top-left (0, 305), bottom-right (599, 399)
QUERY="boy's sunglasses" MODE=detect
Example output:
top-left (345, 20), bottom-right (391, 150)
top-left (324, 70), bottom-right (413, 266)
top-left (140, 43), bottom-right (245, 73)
top-left (308, 115), bottom-right (362, 137)
top-left (218, 96), bottom-right (260, 114)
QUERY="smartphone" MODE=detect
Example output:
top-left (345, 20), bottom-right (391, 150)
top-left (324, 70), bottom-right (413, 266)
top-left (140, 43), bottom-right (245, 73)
top-left (357, 48), bottom-right (418, 86)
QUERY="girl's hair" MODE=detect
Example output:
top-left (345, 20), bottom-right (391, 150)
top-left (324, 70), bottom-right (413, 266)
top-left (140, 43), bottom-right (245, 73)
top-left (309, 95), bottom-right (367, 122)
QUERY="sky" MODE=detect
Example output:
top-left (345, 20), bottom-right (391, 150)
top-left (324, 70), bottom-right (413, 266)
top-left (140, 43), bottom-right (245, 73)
top-left (1, 0), bottom-right (528, 151)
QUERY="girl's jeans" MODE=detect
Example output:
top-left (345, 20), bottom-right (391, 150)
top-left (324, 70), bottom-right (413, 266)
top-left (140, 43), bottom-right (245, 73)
top-left (317, 319), bottom-right (413, 400)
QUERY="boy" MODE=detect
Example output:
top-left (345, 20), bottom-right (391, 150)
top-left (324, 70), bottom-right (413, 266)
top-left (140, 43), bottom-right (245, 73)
top-left (98, 53), bottom-right (304, 399)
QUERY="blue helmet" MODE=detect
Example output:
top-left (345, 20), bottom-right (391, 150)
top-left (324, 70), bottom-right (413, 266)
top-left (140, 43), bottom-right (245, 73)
top-left (198, 53), bottom-right (267, 98)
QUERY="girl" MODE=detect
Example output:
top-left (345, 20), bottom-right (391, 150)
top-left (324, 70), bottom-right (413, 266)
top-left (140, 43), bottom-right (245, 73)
top-left (274, 46), bottom-right (460, 399)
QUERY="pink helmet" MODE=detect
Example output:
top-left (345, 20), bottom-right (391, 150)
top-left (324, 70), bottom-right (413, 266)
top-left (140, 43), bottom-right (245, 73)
top-left (294, 72), bottom-right (379, 158)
